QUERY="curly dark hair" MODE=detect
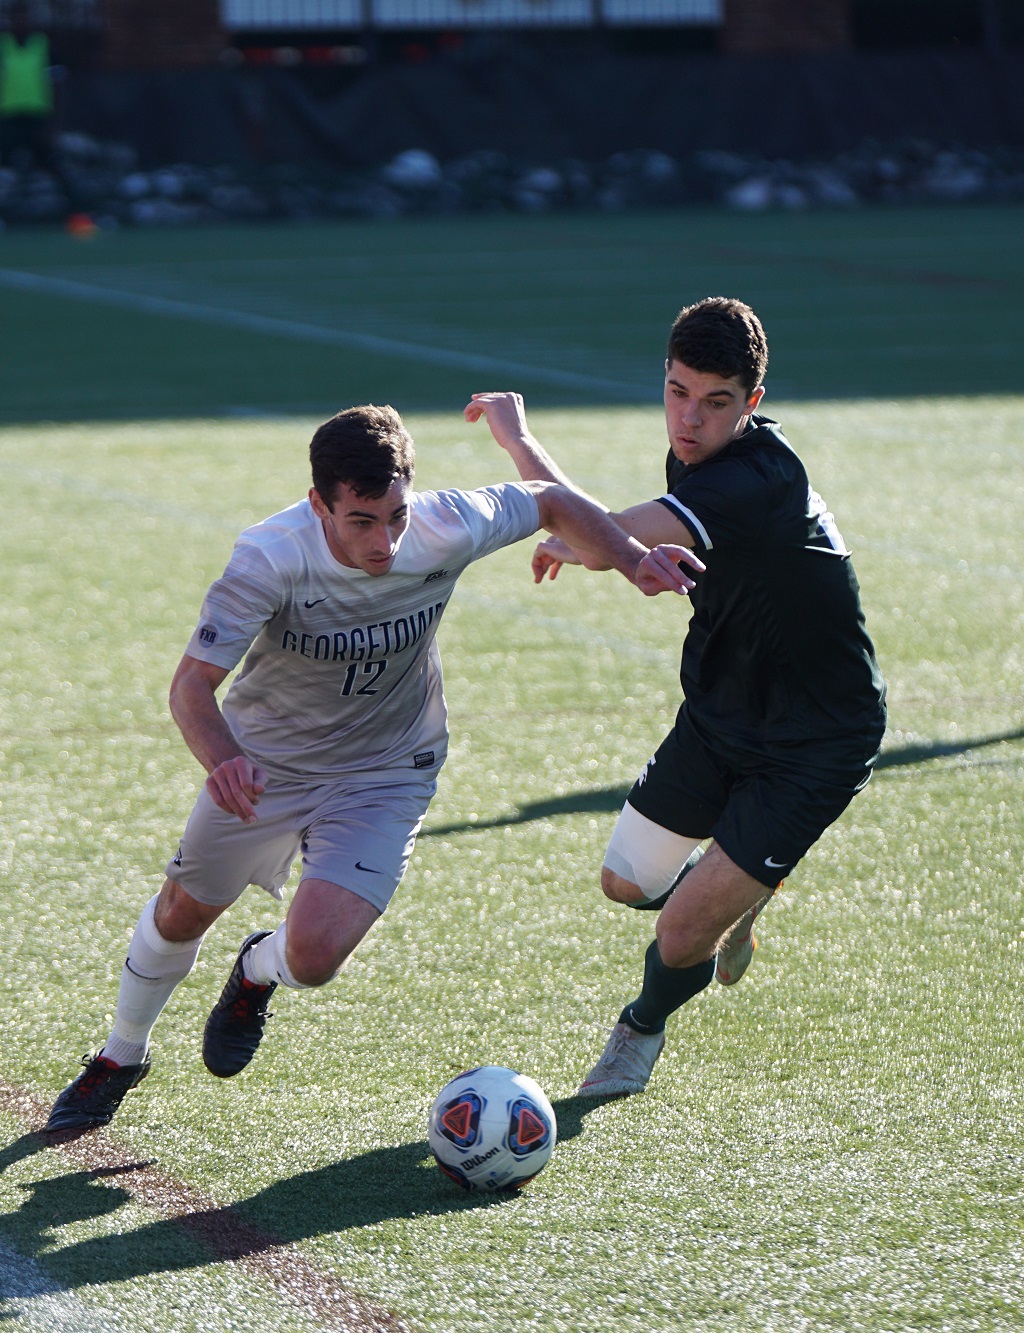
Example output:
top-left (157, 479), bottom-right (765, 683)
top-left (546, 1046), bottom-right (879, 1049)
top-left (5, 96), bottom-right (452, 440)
top-left (667, 297), bottom-right (768, 396)
top-left (309, 404), bottom-right (415, 507)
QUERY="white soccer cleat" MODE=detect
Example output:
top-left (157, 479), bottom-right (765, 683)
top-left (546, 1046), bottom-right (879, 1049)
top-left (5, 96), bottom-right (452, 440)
top-left (715, 889), bottom-right (776, 986)
top-left (577, 1022), bottom-right (666, 1098)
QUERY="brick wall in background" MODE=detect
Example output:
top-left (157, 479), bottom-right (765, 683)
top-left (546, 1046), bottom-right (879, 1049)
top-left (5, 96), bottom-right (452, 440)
top-left (722, 0), bottom-right (851, 54)
top-left (98, 0), bottom-right (225, 68)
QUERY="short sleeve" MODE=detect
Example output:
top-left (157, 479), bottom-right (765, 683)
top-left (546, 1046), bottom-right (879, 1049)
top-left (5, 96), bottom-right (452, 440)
top-left (439, 483), bottom-right (540, 561)
top-left (184, 540), bottom-right (282, 671)
top-left (658, 454), bottom-right (771, 552)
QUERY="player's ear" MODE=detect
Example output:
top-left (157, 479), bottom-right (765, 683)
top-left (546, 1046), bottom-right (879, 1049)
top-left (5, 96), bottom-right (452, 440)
top-left (309, 486), bottom-right (331, 517)
top-left (747, 386), bottom-right (765, 412)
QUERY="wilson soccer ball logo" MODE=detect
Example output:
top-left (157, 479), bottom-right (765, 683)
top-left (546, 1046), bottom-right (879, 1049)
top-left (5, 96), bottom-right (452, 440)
top-left (428, 1065), bottom-right (556, 1191)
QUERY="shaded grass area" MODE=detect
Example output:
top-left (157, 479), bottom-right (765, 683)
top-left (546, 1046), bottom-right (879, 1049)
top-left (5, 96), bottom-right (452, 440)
top-left (0, 203), bottom-right (1022, 425)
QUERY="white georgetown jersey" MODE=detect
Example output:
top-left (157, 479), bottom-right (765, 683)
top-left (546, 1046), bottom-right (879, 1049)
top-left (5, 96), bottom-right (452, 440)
top-left (184, 484), bottom-right (540, 781)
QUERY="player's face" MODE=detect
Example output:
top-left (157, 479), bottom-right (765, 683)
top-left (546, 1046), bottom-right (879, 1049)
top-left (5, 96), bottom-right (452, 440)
top-left (311, 478), bottom-right (411, 576)
top-left (663, 359), bottom-right (764, 467)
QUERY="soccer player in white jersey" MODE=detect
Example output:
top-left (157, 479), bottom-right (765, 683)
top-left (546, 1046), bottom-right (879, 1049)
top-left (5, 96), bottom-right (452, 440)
top-left (46, 403), bottom-right (700, 1134)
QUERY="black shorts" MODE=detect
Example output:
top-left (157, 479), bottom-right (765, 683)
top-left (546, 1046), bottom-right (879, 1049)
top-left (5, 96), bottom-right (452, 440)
top-left (626, 711), bottom-right (880, 888)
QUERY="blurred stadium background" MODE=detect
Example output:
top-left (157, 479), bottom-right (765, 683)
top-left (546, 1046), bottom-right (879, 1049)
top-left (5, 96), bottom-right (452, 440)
top-left (3, 8), bottom-right (1024, 1332)
top-left (1, 0), bottom-right (1023, 231)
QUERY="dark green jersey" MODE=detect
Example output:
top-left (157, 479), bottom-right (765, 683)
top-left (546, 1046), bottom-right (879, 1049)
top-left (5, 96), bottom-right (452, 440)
top-left (657, 414), bottom-right (886, 761)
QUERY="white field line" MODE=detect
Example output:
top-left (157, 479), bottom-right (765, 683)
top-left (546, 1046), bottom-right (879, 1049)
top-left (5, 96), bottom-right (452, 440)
top-left (2, 456), bottom-right (683, 664)
top-left (4, 459), bottom-right (1020, 676)
top-left (0, 268), bottom-right (648, 400)
top-left (9, 453), bottom-right (1022, 588)
top-left (0, 1239), bottom-right (122, 1332)
top-left (8, 464), bottom-right (245, 533)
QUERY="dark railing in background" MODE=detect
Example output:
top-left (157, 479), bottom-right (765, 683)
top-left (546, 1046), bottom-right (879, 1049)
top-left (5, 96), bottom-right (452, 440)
top-left (218, 1), bottom-right (721, 29)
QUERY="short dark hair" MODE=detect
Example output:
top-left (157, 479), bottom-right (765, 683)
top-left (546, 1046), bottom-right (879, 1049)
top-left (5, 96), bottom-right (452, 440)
top-left (309, 404), bottom-right (415, 507)
top-left (667, 297), bottom-right (768, 396)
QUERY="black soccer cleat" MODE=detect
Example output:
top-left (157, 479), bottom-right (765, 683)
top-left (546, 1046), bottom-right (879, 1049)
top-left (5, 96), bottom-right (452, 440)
top-left (45, 1051), bottom-right (152, 1134)
top-left (202, 931), bottom-right (277, 1078)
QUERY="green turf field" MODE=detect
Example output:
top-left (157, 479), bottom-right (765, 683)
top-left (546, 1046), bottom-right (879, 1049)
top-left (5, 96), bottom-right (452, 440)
top-left (1, 207), bottom-right (1023, 1332)
top-left (1, 202), bottom-right (1022, 423)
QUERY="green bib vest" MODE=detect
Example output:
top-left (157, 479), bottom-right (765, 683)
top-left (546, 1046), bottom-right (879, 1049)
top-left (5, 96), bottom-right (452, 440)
top-left (0, 32), bottom-right (53, 116)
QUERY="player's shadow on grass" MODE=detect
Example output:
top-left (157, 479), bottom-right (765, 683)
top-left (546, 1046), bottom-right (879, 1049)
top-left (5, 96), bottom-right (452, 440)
top-left (0, 1097), bottom-right (598, 1292)
top-left (423, 725), bottom-right (1024, 836)
top-left (0, 1131), bottom-right (45, 1178)
top-left (873, 725), bottom-right (1024, 771)
top-left (422, 787), bottom-right (627, 836)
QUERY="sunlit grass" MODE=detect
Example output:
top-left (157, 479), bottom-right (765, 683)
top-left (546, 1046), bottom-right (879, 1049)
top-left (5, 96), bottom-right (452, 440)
top-left (1, 399), bottom-right (1022, 1331)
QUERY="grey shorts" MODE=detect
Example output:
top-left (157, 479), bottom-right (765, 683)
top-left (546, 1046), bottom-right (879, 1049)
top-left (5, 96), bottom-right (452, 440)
top-left (166, 770), bottom-right (437, 914)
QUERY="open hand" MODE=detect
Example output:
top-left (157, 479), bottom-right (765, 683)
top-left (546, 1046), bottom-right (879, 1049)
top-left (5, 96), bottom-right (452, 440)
top-left (463, 392), bottom-right (530, 451)
top-left (532, 535), bottom-right (578, 583)
top-left (635, 544), bottom-right (705, 597)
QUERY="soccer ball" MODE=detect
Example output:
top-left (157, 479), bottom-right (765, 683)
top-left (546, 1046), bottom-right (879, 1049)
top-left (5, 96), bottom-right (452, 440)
top-left (428, 1064), bottom-right (557, 1192)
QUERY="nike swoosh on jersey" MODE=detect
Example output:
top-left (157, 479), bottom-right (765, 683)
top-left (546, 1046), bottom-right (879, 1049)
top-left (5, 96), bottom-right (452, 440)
top-left (304, 597), bottom-right (328, 608)
top-left (764, 856), bottom-right (788, 869)
top-left (355, 861), bottom-right (383, 874)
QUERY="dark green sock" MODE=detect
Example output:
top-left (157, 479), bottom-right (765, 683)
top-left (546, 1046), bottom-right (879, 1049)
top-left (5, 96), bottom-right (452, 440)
top-left (619, 939), bottom-right (715, 1035)
top-left (629, 845), bottom-right (704, 911)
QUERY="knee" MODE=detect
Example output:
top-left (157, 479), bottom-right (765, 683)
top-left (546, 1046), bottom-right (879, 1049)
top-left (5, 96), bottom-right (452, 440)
top-left (655, 916), bottom-right (715, 970)
top-left (284, 879), bottom-right (379, 986)
top-left (287, 960), bottom-right (337, 988)
top-left (600, 865), bottom-right (646, 905)
top-left (154, 879), bottom-right (220, 943)
top-left (284, 935), bottom-right (351, 988)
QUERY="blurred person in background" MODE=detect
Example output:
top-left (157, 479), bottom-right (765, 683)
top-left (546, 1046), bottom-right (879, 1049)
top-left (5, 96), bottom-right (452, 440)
top-left (0, 0), bottom-right (92, 232)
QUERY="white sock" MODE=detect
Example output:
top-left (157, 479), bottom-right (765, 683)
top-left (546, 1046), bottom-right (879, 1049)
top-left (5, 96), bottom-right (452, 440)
top-left (243, 923), bottom-right (313, 990)
top-left (102, 895), bottom-right (205, 1066)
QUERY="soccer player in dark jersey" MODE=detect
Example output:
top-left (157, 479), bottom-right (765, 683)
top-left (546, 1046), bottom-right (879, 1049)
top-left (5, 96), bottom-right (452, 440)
top-left (466, 296), bottom-right (887, 1097)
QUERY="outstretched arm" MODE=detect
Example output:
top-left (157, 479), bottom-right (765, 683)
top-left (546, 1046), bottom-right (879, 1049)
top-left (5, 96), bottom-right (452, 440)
top-left (169, 654), bottom-right (267, 823)
top-left (466, 389), bottom-right (704, 596)
top-left (465, 391), bottom-right (578, 487)
top-left (526, 482), bottom-right (703, 596)
top-left (467, 390), bottom-right (701, 579)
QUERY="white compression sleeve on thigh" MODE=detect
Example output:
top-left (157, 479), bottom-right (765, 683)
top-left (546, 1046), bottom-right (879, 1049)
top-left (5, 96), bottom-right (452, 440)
top-left (103, 894), bottom-right (206, 1064)
top-left (243, 923), bottom-right (314, 990)
top-left (603, 803), bottom-right (702, 900)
